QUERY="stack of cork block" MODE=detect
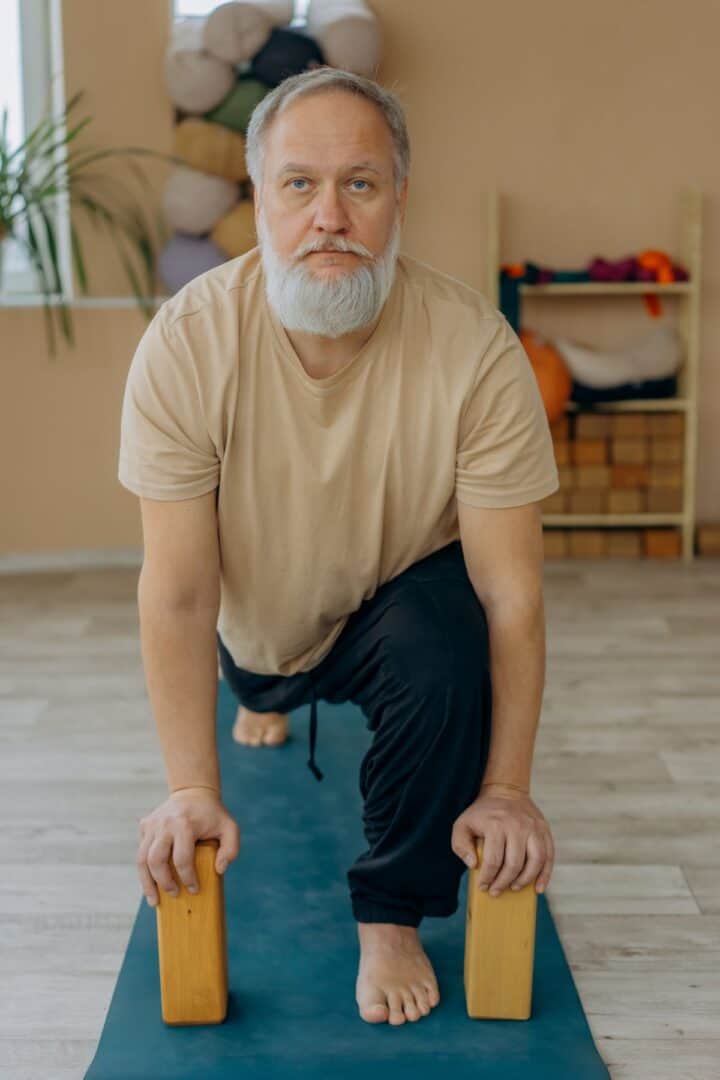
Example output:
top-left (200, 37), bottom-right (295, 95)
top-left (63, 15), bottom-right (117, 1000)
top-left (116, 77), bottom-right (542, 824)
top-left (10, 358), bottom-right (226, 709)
top-left (541, 410), bottom-right (685, 559)
top-left (697, 525), bottom-right (720, 556)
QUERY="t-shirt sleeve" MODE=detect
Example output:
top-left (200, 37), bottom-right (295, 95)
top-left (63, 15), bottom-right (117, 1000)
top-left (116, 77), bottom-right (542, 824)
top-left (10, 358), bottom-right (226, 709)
top-left (455, 315), bottom-right (560, 508)
top-left (118, 308), bottom-right (220, 500)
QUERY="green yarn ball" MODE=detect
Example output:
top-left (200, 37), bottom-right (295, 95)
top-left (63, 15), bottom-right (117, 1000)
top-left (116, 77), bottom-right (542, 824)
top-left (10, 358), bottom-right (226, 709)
top-left (205, 76), bottom-right (270, 135)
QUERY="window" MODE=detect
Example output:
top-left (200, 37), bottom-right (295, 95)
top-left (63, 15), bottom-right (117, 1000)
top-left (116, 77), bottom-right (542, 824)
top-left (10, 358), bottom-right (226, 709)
top-left (0, 0), bottom-right (69, 298)
top-left (173, 0), bottom-right (309, 24)
top-left (174, 0), bottom-right (226, 15)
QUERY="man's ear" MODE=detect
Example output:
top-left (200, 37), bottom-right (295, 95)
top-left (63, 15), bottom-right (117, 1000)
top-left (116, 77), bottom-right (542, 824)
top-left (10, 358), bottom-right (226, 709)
top-left (398, 177), bottom-right (409, 225)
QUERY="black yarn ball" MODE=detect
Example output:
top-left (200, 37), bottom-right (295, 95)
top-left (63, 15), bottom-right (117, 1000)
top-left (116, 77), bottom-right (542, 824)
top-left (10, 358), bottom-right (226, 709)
top-left (250, 27), bottom-right (326, 88)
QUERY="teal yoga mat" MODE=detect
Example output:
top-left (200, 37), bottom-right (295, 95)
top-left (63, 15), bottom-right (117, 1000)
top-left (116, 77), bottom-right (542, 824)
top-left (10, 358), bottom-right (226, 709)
top-left (84, 679), bottom-right (610, 1079)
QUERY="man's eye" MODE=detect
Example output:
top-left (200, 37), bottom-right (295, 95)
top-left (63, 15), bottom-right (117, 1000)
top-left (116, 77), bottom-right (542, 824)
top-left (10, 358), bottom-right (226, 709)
top-left (287, 178), bottom-right (370, 191)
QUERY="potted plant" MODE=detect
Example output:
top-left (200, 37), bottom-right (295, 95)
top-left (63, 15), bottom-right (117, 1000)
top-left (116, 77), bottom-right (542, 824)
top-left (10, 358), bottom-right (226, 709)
top-left (0, 85), bottom-right (182, 357)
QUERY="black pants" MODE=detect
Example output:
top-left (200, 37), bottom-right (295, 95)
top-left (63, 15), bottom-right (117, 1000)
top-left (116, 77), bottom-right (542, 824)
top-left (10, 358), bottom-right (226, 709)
top-left (216, 539), bottom-right (493, 928)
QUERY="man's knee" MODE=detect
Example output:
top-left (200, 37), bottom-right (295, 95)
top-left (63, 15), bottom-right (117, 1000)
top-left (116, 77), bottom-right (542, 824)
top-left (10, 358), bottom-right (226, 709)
top-left (378, 581), bottom-right (489, 700)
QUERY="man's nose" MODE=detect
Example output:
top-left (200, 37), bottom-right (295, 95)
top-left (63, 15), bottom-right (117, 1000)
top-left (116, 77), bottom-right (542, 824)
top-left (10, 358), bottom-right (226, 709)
top-left (312, 184), bottom-right (351, 233)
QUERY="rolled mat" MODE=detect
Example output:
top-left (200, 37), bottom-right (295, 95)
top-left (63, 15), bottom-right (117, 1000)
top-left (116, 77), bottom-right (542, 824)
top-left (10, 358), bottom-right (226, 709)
top-left (83, 678), bottom-right (610, 1079)
top-left (157, 233), bottom-right (229, 294)
top-left (205, 76), bottom-right (270, 135)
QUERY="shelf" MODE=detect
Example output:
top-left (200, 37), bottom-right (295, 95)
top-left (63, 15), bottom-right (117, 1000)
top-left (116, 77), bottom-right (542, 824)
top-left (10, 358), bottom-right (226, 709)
top-left (542, 514), bottom-right (684, 527)
top-left (520, 281), bottom-right (694, 296)
top-left (488, 186), bottom-right (702, 562)
top-left (0, 294), bottom-right (170, 309)
top-left (565, 398), bottom-right (689, 412)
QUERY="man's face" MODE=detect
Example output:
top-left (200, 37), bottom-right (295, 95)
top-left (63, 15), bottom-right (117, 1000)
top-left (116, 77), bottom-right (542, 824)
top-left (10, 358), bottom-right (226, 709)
top-left (254, 89), bottom-right (408, 338)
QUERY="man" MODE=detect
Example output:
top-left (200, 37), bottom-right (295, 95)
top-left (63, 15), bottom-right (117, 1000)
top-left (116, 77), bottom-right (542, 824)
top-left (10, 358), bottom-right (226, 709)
top-left (121, 67), bottom-right (559, 1028)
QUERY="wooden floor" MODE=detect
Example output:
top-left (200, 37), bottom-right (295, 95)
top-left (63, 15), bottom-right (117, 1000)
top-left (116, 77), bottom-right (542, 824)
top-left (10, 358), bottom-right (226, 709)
top-left (1, 558), bottom-right (719, 1080)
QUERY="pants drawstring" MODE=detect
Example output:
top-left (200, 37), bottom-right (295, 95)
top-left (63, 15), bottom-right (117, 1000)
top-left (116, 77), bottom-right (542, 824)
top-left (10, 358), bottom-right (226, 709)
top-left (307, 681), bottom-right (324, 781)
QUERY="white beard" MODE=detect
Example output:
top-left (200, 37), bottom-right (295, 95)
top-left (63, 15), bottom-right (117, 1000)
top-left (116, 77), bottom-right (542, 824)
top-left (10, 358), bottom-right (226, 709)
top-left (256, 206), bottom-right (401, 339)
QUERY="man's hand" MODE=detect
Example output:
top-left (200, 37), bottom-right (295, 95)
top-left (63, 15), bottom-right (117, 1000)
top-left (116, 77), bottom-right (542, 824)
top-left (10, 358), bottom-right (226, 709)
top-left (451, 787), bottom-right (554, 897)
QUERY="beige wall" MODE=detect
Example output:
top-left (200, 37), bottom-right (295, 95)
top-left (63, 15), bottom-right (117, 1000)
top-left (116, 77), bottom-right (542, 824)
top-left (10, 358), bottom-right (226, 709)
top-left (2, 0), bottom-right (718, 557)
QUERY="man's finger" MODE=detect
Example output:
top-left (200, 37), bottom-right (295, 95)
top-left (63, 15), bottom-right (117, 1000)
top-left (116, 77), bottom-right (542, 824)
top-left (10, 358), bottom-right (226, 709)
top-left (535, 832), bottom-right (555, 892)
top-left (509, 830), bottom-right (546, 892)
top-left (484, 831), bottom-right (527, 896)
top-left (475, 831), bottom-right (505, 891)
top-left (171, 830), bottom-right (200, 894)
top-left (136, 836), bottom-right (159, 906)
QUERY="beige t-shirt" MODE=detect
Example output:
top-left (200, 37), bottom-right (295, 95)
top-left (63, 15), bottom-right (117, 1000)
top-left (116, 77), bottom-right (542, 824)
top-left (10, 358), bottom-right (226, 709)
top-left (118, 245), bottom-right (559, 676)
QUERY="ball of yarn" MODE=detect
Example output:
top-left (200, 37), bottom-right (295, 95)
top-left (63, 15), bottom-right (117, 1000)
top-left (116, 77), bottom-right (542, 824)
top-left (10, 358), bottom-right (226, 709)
top-left (204, 75), bottom-right (270, 134)
top-left (165, 18), bottom-right (235, 113)
top-left (250, 27), bottom-right (326, 88)
top-left (554, 323), bottom-right (683, 389)
top-left (174, 117), bottom-right (249, 183)
top-left (158, 233), bottom-right (229, 294)
top-left (211, 199), bottom-right (257, 257)
top-left (252, 0), bottom-right (294, 25)
top-left (203, 2), bottom-right (273, 64)
top-left (162, 165), bottom-right (239, 235)
top-left (305, 0), bottom-right (381, 77)
top-left (519, 329), bottom-right (572, 423)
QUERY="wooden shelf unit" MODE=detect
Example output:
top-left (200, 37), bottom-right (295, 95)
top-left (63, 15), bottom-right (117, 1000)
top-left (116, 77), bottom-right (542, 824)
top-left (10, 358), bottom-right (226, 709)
top-left (486, 187), bottom-right (702, 563)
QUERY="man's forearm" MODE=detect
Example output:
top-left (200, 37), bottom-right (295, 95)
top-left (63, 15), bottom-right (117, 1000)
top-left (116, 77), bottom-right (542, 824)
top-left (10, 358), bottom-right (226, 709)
top-left (476, 597), bottom-right (546, 795)
top-left (138, 591), bottom-right (222, 795)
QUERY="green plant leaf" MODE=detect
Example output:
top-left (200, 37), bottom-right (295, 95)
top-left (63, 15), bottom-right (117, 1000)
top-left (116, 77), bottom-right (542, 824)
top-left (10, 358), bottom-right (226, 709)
top-left (69, 221), bottom-right (88, 294)
top-left (35, 199), bottom-right (73, 343)
top-left (23, 209), bottom-right (62, 356)
top-left (1, 83), bottom-right (172, 351)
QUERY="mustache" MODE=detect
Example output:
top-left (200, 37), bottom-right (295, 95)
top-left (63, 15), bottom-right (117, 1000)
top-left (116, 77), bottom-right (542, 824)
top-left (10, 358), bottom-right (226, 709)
top-left (293, 237), bottom-right (374, 260)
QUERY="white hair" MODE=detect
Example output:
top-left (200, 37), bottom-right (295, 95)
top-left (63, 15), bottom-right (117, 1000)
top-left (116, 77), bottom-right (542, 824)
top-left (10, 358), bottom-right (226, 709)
top-left (245, 67), bottom-right (410, 196)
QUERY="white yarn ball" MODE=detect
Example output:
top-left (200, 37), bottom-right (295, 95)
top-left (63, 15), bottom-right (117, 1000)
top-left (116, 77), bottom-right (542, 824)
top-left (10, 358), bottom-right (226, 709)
top-left (162, 165), bottom-right (240, 235)
top-left (165, 18), bottom-right (235, 113)
top-left (203, 2), bottom-right (274, 64)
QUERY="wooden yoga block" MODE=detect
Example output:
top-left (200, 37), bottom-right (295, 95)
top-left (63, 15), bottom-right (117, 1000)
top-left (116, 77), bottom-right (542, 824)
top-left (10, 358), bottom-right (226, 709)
top-left (649, 412), bottom-right (685, 437)
top-left (611, 464), bottom-right (650, 489)
top-left (464, 838), bottom-right (537, 1019)
top-left (574, 411), bottom-right (612, 439)
top-left (697, 524), bottom-right (720, 556)
top-left (558, 465), bottom-right (575, 489)
top-left (644, 529), bottom-right (682, 558)
top-left (575, 464), bottom-right (611, 490)
top-left (648, 464), bottom-right (684, 489)
top-left (543, 529), bottom-right (569, 557)
top-left (549, 415), bottom-right (569, 440)
top-left (650, 437), bottom-right (684, 464)
top-left (610, 438), bottom-right (649, 465)
top-left (156, 839), bottom-right (228, 1025)
top-left (567, 490), bottom-right (607, 514)
top-left (541, 491), bottom-right (566, 513)
top-left (569, 530), bottom-right (607, 557)
top-left (608, 489), bottom-right (645, 514)
top-left (571, 439), bottom-right (607, 465)
top-left (646, 488), bottom-right (683, 512)
top-left (607, 530), bottom-right (642, 557)
top-left (611, 412), bottom-right (649, 438)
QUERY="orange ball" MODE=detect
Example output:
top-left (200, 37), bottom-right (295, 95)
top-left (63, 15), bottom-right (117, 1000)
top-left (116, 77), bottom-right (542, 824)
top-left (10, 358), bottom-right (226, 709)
top-left (519, 329), bottom-right (572, 423)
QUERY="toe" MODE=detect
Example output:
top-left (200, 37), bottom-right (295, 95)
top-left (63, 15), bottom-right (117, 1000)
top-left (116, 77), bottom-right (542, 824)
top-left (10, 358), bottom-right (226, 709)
top-left (359, 1001), bottom-right (389, 1024)
top-left (262, 725), bottom-right (287, 745)
top-left (357, 985), bottom-right (390, 1024)
top-left (402, 992), bottom-right (421, 1021)
top-left (387, 990), bottom-right (406, 1025)
top-left (412, 985), bottom-right (431, 1015)
top-left (424, 982), bottom-right (441, 1007)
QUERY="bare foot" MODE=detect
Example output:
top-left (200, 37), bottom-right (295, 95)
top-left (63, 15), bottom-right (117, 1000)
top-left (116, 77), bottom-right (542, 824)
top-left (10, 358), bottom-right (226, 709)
top-left (232, 705), bottom-right (289, 746)
top-left (355, 922), bottom-right (440, 1025)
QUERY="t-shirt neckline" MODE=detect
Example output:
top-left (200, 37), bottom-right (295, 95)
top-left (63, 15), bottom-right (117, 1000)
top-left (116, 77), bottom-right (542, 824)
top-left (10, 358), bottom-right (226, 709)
top-left (263, 260), bottom-right (402, 395)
